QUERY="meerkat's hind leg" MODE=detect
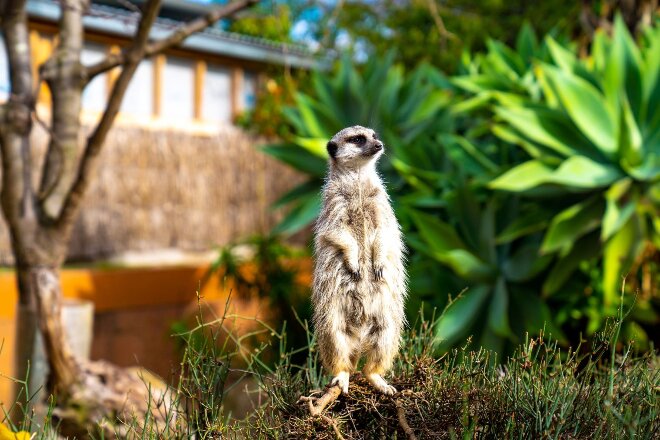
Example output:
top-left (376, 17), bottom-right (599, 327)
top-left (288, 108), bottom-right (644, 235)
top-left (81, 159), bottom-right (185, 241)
top-left (363, 324), bottom-right (398, 395)
top-left (323, 333), bottom-right (354, 395)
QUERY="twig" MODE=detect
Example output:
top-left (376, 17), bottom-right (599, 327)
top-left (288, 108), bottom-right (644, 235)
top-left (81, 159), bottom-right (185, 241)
top-left (116, 0), bottom-right (142, 14)
top-left (425, 0), bottom-right (456, 46)
top-left (320, 414), bottom-right (345, 440)
top-left (298, 385), bottom-right (344, 438)
top-left (298, 384), bottom-right (342, 416)
top-left (395, 398), bottom-right (417, 440)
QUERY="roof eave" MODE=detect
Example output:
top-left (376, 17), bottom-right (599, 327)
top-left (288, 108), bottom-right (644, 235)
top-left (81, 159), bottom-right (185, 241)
top-left (26, 0), bottom-right (321, 69)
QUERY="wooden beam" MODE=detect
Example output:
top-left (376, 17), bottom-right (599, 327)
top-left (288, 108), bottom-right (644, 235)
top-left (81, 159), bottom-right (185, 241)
top-left (231, 66), bottom-right (243, 120)
top-left (29, 31), bottom-right (40, 87)
top-left (29, 31), bottom-right (53, 105)
top-left (194, 59), bottom-right (206, 121)
top-left (153, 54), bottom-right (165, 118)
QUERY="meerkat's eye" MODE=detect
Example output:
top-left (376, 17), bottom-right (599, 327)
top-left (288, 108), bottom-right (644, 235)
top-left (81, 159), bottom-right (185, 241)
top-left (348, 135), bottom-right (367, 145)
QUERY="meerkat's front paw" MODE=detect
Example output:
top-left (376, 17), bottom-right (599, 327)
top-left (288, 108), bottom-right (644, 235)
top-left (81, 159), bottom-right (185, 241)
top-left (345, 259), bottom-right (361, 281)
top-left (365, 373), bottom-right (397, 395)
top-left (330, 371), bottom-right (350, 394)
top-left (373, 264), bottom-right (384, 281)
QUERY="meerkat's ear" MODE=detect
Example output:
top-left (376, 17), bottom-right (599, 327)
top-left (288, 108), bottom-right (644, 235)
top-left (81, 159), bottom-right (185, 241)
top-left (326, 141), bottom-right (338, 159)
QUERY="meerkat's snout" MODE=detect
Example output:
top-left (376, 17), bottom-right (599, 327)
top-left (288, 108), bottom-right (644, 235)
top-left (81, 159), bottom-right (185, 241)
top-left (364, 140), bottom-right (384, 157)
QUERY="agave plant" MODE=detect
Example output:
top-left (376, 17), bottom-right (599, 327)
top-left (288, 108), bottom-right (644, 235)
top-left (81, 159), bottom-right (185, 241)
top-left (262, 53), bottom-right (454, 234)
top-left (484, 17), bottom-right (660, 315)
top-left (404, 183), bottom-right (567, 354)
top-left (452, 23), bottom-right (566, 114)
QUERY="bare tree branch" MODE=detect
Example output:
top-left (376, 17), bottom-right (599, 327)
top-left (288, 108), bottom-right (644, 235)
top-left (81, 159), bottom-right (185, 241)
top-left (1, 0), bottom-right (33, 104)
top-left (426, 0), bottom-right (456, 47)
top-left (395, 398), bottom-right (417, 440)
top-left (55, 0), bottom-right (162, 229)
top-left (0, 0), bottom-right (37, 229)
top-left (38, 0), bottom-right (89, 222)
top-left (84, 0), bottom-right (258, 80)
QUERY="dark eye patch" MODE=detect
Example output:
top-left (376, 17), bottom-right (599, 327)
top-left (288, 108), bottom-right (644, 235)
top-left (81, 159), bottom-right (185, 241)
top-left (347, 135), bottom-right (367, 145)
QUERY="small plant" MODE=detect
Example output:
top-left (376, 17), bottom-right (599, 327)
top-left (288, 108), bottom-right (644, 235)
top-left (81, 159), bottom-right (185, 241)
top-left (0, 343), bottom-right (56, 440)
top-left (206, 235), bottom-right (312, 359)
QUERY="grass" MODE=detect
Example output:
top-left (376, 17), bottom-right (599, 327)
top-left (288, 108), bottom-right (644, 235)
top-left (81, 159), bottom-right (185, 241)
top-left (2, 301), bottom-right (659, 439)
top-left (249, 313), bottom-right (658, 439)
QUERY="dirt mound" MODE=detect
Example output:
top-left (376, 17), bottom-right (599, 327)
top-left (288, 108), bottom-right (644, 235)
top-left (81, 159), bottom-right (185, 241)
top-left (274, 357), bottom-right (506, 439)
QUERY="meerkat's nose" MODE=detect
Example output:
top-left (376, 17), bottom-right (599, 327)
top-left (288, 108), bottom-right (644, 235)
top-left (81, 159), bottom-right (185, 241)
top-left (374, 141), bottom-right (383, 150)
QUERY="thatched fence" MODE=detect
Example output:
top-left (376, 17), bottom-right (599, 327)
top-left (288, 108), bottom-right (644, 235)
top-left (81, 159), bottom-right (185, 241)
top-left (0, 122), bottom-right (304, 264)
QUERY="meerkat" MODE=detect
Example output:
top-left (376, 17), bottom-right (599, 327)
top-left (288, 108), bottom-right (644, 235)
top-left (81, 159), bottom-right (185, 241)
top-left (312, 125), bottom-right (407, 396)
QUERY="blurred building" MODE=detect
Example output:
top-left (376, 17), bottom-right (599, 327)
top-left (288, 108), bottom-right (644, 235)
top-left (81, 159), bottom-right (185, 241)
top-left (2, 0), bottom-right (315, 125)
top-left (0, 0), bottom-right (315, 264)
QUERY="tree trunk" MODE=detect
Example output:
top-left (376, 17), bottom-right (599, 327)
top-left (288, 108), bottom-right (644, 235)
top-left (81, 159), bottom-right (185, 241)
top-left (12, 259), bottom-right (172, 438)
top-left (16, 265), bottom-right (80, 396)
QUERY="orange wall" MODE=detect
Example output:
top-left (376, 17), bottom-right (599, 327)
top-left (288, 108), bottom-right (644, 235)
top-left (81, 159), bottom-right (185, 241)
top-left (1, 266), bottom-right (212, 318)
top-left (0, 260), bottom-right (311, 411)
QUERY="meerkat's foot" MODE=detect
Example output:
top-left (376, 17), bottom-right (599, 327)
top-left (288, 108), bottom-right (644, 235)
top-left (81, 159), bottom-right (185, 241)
top-left (330, 371), bottom-right (350, 394)
top-left (365, 373), bottom-right (397, 395)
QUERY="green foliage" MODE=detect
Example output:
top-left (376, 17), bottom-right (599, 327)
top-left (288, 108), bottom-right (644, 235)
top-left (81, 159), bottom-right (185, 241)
top-left (315, 0), bottom-right (581, 73)
top-left (456, 16), bottom-right (660, 324)
top-left (408, 192), bottom-right (566, 353)
top-left (226, 3), bottom-right (293, 43)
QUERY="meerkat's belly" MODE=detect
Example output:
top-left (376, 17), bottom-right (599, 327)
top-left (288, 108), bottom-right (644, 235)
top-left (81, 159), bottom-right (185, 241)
top-left (337, 235), bottom-right (390, 331)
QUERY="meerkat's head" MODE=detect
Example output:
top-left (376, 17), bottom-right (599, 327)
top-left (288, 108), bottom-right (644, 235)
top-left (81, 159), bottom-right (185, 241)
top-left (326, 125), bottom-right (383, 170)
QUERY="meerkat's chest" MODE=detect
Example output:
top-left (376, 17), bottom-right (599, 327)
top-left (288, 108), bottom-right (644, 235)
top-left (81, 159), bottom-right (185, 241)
top-left (342, 188), bottom-right (381, 231)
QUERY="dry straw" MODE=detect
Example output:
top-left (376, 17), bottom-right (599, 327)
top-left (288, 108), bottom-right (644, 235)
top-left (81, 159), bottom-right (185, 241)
top-left (0, 122), bottom-right (304, 264)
